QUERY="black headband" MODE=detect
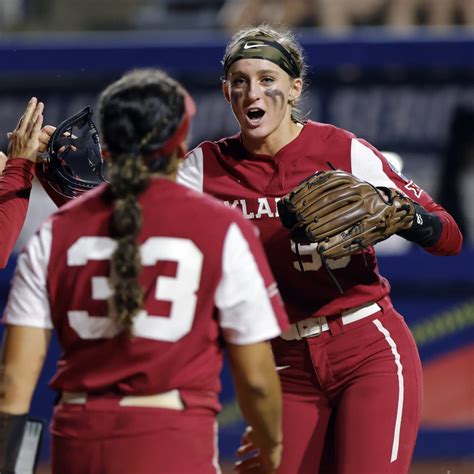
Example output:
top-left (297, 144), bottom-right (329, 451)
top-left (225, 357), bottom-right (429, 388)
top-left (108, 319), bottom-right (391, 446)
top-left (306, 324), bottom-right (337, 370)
top-left (223, 37), bottom-right (301, 78)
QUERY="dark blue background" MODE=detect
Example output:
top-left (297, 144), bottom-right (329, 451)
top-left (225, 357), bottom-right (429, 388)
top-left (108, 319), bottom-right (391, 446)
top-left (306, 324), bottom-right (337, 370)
top-left (0, 31), bottom-right (473, 463)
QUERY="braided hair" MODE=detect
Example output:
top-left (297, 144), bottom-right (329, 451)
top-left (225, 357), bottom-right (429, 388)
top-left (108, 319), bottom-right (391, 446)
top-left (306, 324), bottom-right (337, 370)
top-left (98, 69), bottom-right (186, 333)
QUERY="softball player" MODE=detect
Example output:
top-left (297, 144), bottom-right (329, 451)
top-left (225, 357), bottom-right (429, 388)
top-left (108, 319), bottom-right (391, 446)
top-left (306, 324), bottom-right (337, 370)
top-left (178, 25), bottom-right (463, 473)
top-left (0, 69), bottom-right (288, 474)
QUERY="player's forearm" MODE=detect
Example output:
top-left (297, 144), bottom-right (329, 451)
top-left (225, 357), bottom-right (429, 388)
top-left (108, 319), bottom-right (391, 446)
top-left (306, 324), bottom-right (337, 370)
top-left (0, 206), bottom-right (28, 269)
top-left (0, 159), bottom-right (35, 192)
top-left (397, 201), bottom-right (463, 255)
top-left (423, 203), bottom-right (463, 255)
top-left (0, 326), bottom-right (51, 413)
top-left (234, 374), bottom-right (283, 450)
top-left (396, 202), bottom-right (443, 247)
top-left (0, 159), bottom-right (35, 268)
top-left (35, 162), bottom-right (71, 208)
top-left (227, 342), bottom-right (283, 450)
top-left (0, 371), bottom-right (34, 414)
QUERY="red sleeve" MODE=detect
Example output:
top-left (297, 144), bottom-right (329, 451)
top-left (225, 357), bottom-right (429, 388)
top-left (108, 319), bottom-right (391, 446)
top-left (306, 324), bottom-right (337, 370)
top-left (35, 162), bottom-right (72, 208)
top-left (382, 165), bottom-right (462, 256)
top-left (421, 201), bottom-right (463, 256)
top-left (0, 158), bottom-right (34, 268)
top-left (355, 139), bottom-right (463, 256)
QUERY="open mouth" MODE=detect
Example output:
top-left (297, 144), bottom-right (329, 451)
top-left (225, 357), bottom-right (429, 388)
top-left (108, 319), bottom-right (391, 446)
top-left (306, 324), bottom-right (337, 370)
top-left (246, 108), bottom-right (265, 124)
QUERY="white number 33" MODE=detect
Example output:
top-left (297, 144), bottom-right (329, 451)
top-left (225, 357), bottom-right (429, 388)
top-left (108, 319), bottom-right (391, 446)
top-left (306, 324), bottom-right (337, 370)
top-left (67, 236), bottom-right (203, 342)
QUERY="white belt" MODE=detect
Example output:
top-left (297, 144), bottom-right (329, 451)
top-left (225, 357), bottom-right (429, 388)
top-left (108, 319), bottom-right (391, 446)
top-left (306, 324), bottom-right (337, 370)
top-left (60, 389), bottom-right (184, 411)
top-left (281, 302), bottom-right (381, 341)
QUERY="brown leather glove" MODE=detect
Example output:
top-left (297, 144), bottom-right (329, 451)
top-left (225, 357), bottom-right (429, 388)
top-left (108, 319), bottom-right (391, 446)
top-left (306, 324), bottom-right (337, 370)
top-left (278, 170), bottom-right (415, 259)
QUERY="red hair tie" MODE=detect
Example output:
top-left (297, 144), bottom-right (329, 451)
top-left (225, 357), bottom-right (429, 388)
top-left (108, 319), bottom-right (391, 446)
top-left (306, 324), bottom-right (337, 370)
top-left (147, 89), bottom-right (196, 160)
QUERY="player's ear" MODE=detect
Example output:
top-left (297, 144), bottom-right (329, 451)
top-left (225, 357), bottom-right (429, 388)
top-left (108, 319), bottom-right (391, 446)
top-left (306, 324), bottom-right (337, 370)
top-left (289, 78), bottom-right (303, 102)
top-left (222, 80), bottom-right (231, 103)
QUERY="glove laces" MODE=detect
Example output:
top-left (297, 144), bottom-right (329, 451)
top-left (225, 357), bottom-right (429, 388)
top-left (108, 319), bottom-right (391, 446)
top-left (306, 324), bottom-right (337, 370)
top-left (295, 242), bottom-right (345, 295)
top-left (318, 246), bottom-right (344, 295)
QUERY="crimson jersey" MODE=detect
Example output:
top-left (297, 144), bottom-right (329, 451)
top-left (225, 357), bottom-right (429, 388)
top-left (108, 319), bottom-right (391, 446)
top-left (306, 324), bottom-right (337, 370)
top-left (3, 178), bottom-right (288, 412)
top-left (178, 120), bottom-right (462, 324)
top-left (0, 158), bottom-right (35, 268)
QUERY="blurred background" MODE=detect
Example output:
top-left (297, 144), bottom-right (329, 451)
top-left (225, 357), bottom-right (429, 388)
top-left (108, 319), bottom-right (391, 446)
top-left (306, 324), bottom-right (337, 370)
top-left (0, 0), bottom-right (473, 472)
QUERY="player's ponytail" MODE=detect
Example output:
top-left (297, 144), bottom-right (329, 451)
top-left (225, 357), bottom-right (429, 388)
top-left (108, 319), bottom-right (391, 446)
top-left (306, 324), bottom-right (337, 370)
top-left (98, 69), bottom-right (188, 333)
top-left (107, 152), bottom-right (148, 332)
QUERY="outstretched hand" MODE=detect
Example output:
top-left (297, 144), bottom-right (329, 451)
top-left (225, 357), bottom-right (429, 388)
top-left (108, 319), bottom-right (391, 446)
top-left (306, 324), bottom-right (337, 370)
top-left (7, 97), bottom-right (44, 162)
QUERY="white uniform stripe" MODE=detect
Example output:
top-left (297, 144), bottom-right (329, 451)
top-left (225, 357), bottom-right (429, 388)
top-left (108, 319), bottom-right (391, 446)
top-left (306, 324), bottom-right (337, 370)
top-left (3, 219), bottom-right (53, 328)
top-left (372, 318), bottom-right (404, 463)
top-left (350, 139), bottom-right (399, 189)
top-left (215, 222), bottom-right (282, 344)
top-left (212, 420), bottom-right (221, 473)
top-left (177, 147), bottom-right (204, 192)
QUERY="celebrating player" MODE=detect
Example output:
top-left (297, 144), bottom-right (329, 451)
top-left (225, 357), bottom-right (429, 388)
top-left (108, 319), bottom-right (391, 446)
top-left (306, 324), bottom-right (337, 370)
top-left (0, 97), bottom-right (45, 268)
top-left (177, 25), bottom-right (463, 473)
top-left (0, 69), bottom-right (288, 474)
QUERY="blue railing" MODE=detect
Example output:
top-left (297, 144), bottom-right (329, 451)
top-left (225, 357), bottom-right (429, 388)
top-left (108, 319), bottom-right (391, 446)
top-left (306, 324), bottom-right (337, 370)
top-left (1, 29), bottom-right (473, 75)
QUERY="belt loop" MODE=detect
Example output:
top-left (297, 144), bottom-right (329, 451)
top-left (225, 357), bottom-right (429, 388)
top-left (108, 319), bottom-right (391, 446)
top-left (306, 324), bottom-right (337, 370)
top-left (377, 296), bottom-right (391, 314)
top-left (327, 317), bottom-right (343, 336)
top-left (295, 322), bottom-right (303, 340)
top-left (317, 317), bottom-right (323, 334)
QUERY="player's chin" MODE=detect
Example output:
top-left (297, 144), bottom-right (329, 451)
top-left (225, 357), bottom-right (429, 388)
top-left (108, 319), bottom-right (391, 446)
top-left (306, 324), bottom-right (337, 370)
top-left (239, 120), bottom-right (271, 139)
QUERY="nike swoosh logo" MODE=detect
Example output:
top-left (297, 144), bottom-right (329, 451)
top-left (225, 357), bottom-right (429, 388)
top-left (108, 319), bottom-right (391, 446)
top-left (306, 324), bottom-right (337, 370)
top-left (243, 42), bottom-right (268, 50)
top-left (276, 365), bottom-right (290, 371)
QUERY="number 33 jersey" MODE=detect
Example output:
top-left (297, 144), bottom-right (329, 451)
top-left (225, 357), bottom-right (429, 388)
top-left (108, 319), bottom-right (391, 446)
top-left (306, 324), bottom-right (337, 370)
top-left (3, 178), bottom-right (288, 411)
